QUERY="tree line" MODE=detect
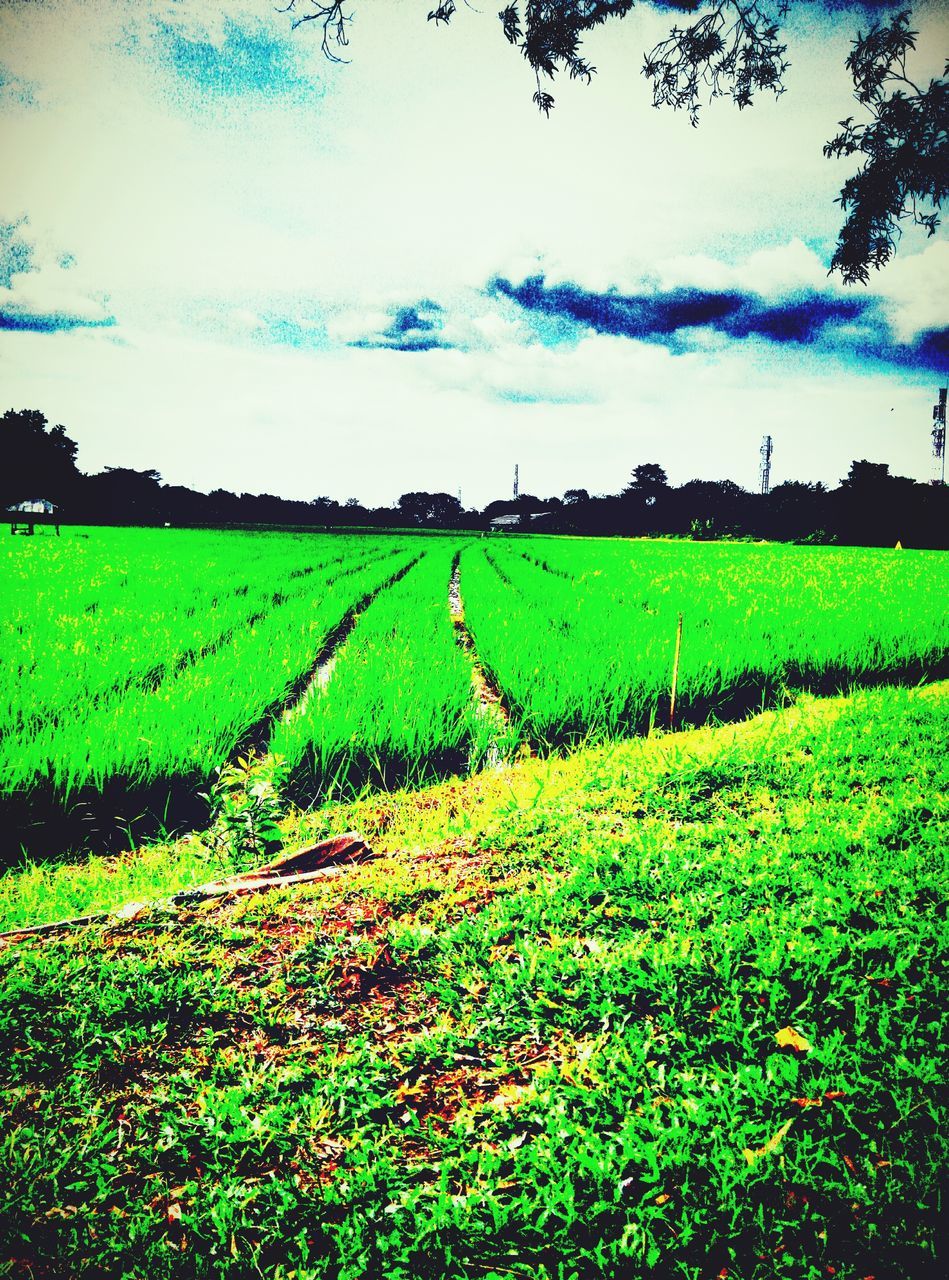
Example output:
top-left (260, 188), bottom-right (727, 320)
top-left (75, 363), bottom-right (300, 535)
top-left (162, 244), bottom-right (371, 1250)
top-left (4, 408), bottom-right (947, 548)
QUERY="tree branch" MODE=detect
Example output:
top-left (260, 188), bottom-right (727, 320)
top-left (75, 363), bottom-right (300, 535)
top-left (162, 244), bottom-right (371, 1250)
top-left (824, 10), bottom-right (947, 283)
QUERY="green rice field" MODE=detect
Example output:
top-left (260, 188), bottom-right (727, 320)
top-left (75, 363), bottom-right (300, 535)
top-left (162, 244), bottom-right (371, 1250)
top-left (1, 526), bottom-right (947, 861)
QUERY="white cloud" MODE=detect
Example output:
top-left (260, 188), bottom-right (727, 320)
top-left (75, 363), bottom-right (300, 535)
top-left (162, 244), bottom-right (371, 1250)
top-left (0, 267), bottom-right (113, 326)
top-left (871, 240), bottom-right (949, 343)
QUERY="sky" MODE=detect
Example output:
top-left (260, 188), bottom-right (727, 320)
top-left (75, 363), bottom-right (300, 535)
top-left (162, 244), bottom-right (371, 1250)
top-left (1, 0), bottom-right (947, 506)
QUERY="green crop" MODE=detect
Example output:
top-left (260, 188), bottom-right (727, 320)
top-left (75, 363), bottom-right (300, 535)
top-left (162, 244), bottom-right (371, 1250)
top-left (1, 528), bottom-right (946, 863)
top-left (460, 537), bottom-right (949, 744)
top-left (270, 542), bottom-right (494, 800)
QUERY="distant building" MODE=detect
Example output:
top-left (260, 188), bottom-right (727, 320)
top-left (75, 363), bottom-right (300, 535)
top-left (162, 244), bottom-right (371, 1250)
top-left (489, 511), bottom-right (550, 530)
top-left (7, 498), bottom-right (60, 535)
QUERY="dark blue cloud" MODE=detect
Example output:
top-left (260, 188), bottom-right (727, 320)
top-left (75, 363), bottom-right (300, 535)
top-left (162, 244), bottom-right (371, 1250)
top-left (156, 19), bottom-right (306, 96)
top-left (489, 274), bottom-right (945, 373)
top-left (0, 311), bottom-right (115, 334)
top-left (350, 300), bottom-right (449, 352)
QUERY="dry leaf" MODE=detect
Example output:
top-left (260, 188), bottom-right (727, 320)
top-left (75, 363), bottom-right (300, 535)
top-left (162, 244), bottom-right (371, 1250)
top-left (775, 1025), bottom-right (812, 1053)
top-left (743, 1118), bottom-right (794, 1165)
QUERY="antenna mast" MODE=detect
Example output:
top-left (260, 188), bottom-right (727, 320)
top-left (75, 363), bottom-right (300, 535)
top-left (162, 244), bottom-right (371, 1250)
top-left (759, 435), bottom-right (773, 495)
top-left (933, 387), bottom-right (947, 486)
top-left (513, 463), bottom-right (519, 500)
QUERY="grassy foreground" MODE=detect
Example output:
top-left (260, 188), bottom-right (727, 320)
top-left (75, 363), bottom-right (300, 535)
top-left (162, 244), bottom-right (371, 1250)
top-left (1, 683), bottom-right (946, 1279)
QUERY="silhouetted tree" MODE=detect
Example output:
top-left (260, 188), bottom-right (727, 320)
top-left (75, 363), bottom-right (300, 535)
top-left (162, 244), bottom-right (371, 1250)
top-left (283, 2), bottom-right (945, 282)
top-left (397, 491), bottom-right (463, 527)
top-left (833, 458), bottom-right (923, 545)
top-left (824, 10), bottom-right (947, 283)
top-left (1, 408), bottom-right (80, 507)
top-left (763, 480), bottom-right (831, 542)
top-left (563, 488), bottom-right (590, 505)
top-left (81, 467), bottom-right (163, 523)
top-left (671, 478), bottom-right (750, 537)
top-left (625, 463), bottom-right (670, 502)
top-left (162, 484), bottom-right (209, 524)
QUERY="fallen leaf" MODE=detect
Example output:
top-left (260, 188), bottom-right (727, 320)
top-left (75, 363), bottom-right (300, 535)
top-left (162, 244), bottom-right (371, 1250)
top-left (776, 1026), bottom-right (812, 1053)
top-left (743, 1118), bottom-right (794, 1165)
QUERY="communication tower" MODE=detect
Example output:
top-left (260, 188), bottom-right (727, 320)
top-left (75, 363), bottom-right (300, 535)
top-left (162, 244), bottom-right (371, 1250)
top-left (932, 387), bottom-right (947, 485)
top-left (513, 464), bottom-right (519, 500)
top-left (759, 435), bottom-right (773, 496)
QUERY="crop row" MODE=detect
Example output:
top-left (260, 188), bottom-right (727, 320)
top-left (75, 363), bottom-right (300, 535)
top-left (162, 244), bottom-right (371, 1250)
top-left (271, 542), bottom-right (498, 802)
top-left (1, 529), bottom-right (398, 732)
top-left (0, 534), bottom-right (423, 856)
top-left (461, 537), bottom-right (949, 744)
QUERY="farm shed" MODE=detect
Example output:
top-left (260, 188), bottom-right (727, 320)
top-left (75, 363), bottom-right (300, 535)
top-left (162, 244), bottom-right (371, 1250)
top-left (489, 511), bottom-right (551, 530)
top-left (7, 498), bottom-right (60, 535)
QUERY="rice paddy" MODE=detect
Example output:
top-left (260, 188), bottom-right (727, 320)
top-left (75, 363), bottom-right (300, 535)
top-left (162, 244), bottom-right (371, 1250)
top-left (1, 527), bottom-right (947, 862)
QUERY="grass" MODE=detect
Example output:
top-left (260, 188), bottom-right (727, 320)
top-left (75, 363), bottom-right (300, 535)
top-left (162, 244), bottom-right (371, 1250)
top-left (1, 680), bottom-right (945, 1278)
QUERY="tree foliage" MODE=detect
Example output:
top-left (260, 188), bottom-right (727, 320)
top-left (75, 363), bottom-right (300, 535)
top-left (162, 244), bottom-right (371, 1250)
top-left (1, 408), bottom-right (80, 506)
top-left (397, 491), bottom-right (463, 526)
top-left (823, 9), bottom-right (947, 284)
top-left (643, 0), bottom-right (789, 124)
top-left (280, 1), bottom-right (945, 285)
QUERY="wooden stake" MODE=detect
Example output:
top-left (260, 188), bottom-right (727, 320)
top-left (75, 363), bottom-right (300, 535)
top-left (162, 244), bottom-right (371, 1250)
top-left (669, 613), bottom-right (683, 729)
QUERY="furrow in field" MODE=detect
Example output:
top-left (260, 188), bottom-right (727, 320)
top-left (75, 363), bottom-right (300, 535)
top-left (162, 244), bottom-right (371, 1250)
top-left (235, 554), bottom-right (426, 762)
top-left (270, 543), bottom-right (482, 804)
top-left (0, 542), bottom-right (421, 860)
top-left (515, 549), bottom-right (573, 580)
top-left (1, 544), bottom-right (403, 748)
top-left (448, 553), bottom-right (520, 767)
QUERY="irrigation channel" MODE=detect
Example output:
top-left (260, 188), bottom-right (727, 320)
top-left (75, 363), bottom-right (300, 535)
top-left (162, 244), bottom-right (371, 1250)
top-left (449, 555), bottom-right (517, 768)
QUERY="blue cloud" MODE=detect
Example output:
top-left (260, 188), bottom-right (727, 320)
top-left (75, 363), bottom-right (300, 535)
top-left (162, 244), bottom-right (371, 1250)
top-left (259, 314), bottom-right (327, 350)
top-left (0, 221), bottom-right (115, 333)
top-left (0, 311), bottom-right (116, 334)
top-left (489, 274), bottom-right (945, 373)
top-left (0, 64), bottom-right (37, 108)
top-left (156, 19), bottom-right (307, 96)
top-left (0, 221), bottom-right (34, 288)
top-left (350, 300), bottom-right (450, 352)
